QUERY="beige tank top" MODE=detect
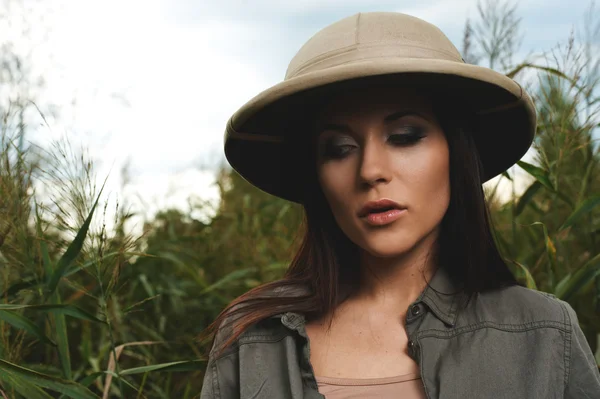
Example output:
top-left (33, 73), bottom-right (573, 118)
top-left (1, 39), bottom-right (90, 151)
top-left (316, 372), bottom-right (426, 399)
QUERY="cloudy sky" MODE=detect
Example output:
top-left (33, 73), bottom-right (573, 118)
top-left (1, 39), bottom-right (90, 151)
top-left (6, 0), bottom-right (595, 225)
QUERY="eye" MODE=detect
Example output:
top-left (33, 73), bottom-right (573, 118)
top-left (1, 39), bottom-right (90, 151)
top-left (387, 126), bottom-right (425, 146)
top-left (320, 136), bottom-right (357, 160)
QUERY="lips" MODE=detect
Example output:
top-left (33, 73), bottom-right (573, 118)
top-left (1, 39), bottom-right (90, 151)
top-left (358, 199), bottom-right (405, 218)
top-left (358, 199), bottom-right (407, 226)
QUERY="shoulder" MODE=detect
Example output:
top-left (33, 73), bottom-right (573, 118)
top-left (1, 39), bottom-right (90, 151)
top-left (236, 282), bottom-right (309, 340)
top-left (466, 284), bottom-right (572, 328)
top-left (209, 282), bottom-right (309, 358)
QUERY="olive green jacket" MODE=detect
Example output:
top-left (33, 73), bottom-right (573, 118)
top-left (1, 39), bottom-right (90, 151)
top-left (200, 269), bottom-right (600, 398)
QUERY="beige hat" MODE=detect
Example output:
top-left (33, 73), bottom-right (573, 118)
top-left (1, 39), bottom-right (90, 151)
top-left (224, 12), bottom-right (536, 203)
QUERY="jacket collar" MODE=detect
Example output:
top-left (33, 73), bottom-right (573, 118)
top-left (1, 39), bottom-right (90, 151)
top-left (278, 266), bottom-right (467, 331)
top-left (419, 266), bottom-right (466, 327)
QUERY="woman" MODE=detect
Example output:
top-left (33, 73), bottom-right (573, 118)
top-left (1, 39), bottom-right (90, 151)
top-left (200, 12), bottom-right (600, 398)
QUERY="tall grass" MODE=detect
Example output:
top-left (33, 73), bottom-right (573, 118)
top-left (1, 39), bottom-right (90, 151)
top-left (481, 3), bottom-right (600, 356)
top-left (0, 1), bottom-right (598, 397)
top-left (0, 117), bottom-right (300, 397)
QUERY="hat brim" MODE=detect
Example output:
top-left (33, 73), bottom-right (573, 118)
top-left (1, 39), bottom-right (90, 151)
top-left (224, 58), bottom-right (536, 203)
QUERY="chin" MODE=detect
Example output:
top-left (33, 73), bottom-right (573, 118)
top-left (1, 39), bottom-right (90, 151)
top-left (356, 235), bottom-right (419, 258)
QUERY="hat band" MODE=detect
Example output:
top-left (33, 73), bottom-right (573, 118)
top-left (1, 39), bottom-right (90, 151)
top-left (288, 42), bottom-right (463, 79)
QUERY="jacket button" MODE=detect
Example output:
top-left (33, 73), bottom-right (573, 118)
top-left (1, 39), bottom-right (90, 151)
top-left (408, 340), bottom-right (415, 355)
top-left (410, 304), bottom-right (422, 317)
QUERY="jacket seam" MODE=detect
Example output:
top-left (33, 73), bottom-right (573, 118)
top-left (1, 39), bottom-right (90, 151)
top-left (210, 344), bottom-right (239, 361)
top-left (212, 334), bottom-right (290, 362)
top-left (239, 333), bottom-right (290, 344)
top-left (418, 337), bottom-right (432, 399)
top-left (418, 320), bottom-right (570, 339)
top-left (448, 292), bottom-right (460, 324)
top-left (422, 296), bottom-right (453, 325)
top-left (230, 319), bottom-right (570, 342)
top-left (560, 301), bottom-right (573, 395)
top-left (211, 360), bottom-right (220, 398)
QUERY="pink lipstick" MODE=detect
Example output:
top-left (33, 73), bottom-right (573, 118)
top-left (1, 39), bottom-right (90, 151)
top-left (358, 199), bottom-right (406, 226)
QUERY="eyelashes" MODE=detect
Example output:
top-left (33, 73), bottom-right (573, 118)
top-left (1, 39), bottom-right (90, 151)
top-left (322, 141), bottom-right (354, 159)
top-left (387, 127), bottom-right (426, 145)
top-left (320, 126), bottom-right (426, 160)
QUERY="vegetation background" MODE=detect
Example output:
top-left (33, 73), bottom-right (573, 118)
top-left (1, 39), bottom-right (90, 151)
top-left (0, 0), bottom-right (599, 397)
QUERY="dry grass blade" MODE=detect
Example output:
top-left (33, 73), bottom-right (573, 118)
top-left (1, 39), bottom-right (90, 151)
top-left (119, 360), bottom-right (205, 376)
top-left (102, 341), bottom-right (164, 399)
top-left (506, 62), bottom-right (577, 83)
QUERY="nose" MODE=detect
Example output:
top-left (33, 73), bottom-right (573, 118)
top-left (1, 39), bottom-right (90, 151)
top-left (358, 138), bottom-right (392, 188)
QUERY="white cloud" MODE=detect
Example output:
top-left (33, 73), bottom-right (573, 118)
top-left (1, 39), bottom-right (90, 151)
top-left (122, 168), bottom-right (221, 234)
top-left (12, 0), bottom-right (592, 234)
top-left (26, 0), bottom-right (269, 224)
top-left (399, 0), bottom-right (475, 31)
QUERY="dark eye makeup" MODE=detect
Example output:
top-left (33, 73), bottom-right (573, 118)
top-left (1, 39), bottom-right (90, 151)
top-left (321, 137), bottom-right (356, 159)
top-left (387, 126), bottom-right (426, 146)
top-left (319, 125), bottom-right (426, 160)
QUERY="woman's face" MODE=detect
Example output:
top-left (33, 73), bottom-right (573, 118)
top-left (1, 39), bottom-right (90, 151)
top-left (315, 86), bottom-right (450, 258)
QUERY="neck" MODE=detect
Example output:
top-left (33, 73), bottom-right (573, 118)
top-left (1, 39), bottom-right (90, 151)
top-left (351, 231), bottom-right (439, 317)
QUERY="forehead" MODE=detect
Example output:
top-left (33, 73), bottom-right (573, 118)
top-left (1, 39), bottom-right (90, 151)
top-left (318, 85), bottom-right (434, 121)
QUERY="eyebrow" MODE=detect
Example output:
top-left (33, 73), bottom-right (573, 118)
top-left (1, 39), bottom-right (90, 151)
top-left (318, 110), bottom-right (429, 135)
top-left (319, 123), bottom-right (353, 133)
top-left (383, 110), bottom-right (429, 123)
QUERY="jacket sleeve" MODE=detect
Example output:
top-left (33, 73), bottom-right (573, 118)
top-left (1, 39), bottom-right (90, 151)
top-left (563, 302), bottom-right (600, 398)
top-left (200, 316), bottom-right (241, 399)
top-left (200, 359), bottom-right (217, 398)
top-left (200, 353), bottom-right (240, 399)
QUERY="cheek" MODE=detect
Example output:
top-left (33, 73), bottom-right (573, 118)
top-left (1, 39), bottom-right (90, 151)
top-left (402, 137), bottom-right (451, 218)
top-left (318, 166), bottom-right (344, 204)
top-left (317, 164), bottom-right (356, 221)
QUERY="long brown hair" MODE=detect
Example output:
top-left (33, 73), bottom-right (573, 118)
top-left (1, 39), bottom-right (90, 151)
top-left (201, 88), bottom-right (518, 358)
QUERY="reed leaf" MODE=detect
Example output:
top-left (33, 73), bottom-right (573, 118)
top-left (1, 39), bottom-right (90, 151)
top-left (516, 161), bottom-right (554, 191)
top-left (119, 360), bottom-right (205, 376)
top-left (559, 195), bottom-right (600, 231)
top-left (52, 293), bottom-right (71, 380)
top-left (0, 360), bottom-right (99, 399)
top-left (198, 268), bottom-right (257, 295)
top-left (47, 182), bottom-right (105, 296)
top-left (0, 310), bottom-right (55, 346)
top-left (35, 203), bottom-right (53, 281)
top-left (514, 181), bottom-right (541, 217)
top-left (506, 63), bottom-right (575, 83)
top-left (509, 260), bottom-right (538, 290)
top-left (0, 305), bottom-right (104, 323)
top-left (556, 253), bottom-right (600, 301)
top-left (1, 375), bottom-right (55, 399)
top-left (555, 274), bottom-right (572, 298)
top-left (525, 222), bottom-right (559, 285)
top-left (35, 209), bottom-right (75, 379)
top-left (1, 279), bottom-right (39, 299)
